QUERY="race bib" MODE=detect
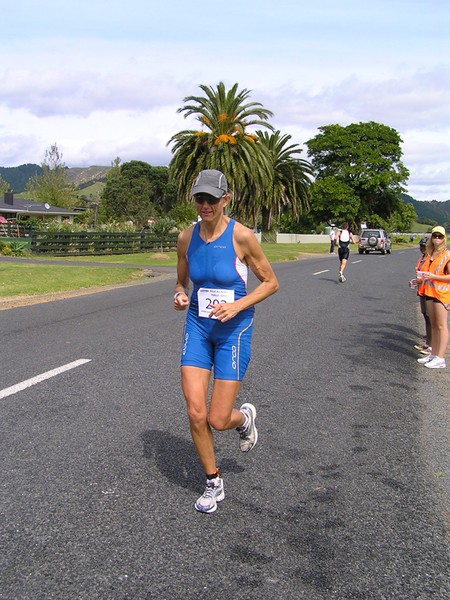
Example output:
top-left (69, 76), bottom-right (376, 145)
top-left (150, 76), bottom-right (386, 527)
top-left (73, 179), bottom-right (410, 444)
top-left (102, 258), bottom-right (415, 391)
top-left (197, 287), bottom-right (235, 319)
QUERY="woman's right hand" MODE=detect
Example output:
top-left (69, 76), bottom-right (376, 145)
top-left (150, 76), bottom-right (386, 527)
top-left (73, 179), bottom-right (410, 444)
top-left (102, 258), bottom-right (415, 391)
top-left (173, 292), bottom-right (189, 311)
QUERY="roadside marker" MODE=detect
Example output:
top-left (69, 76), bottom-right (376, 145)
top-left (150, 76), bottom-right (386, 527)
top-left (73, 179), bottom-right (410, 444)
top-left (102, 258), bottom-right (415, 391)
top-left (0, 359), bottom-right (91, 400)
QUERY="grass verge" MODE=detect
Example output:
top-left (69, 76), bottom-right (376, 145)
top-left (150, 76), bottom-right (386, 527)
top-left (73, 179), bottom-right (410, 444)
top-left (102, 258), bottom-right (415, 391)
top-left (0, 263), bottom-right (145, 298)
top-left (0, 240), bottom-right (419, 299)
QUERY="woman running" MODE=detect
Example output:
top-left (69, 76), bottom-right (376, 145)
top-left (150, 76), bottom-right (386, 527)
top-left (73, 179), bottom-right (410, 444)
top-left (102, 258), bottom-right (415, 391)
top-left (173, 169), bottom-right (279, 513)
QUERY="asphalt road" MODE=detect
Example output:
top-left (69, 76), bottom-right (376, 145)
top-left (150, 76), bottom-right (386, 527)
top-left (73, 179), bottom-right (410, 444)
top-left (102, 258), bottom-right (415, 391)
top-left (1, 249), bottom-right (449, 599)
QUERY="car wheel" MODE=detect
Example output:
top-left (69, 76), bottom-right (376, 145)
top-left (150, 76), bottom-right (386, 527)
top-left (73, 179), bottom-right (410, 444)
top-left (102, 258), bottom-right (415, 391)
top-left (358, 249), bottom-right (364, 254)
top-left (365, 250), bottom-right (370, 254)
top-left (381, 248), bottom-right (386, 255)
top-left (387, 248), bottom-right (391, 254)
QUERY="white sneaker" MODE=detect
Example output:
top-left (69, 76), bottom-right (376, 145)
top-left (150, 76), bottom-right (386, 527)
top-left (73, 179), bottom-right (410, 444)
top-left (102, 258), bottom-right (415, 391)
top-left (417, 354), bottom-right (434, 364)
top-left (424, 357), bottom-right (446, 369)
top-left (237, 403), bottom-right (258, 452)
top-left (194, 477), bottom-right (225, 513)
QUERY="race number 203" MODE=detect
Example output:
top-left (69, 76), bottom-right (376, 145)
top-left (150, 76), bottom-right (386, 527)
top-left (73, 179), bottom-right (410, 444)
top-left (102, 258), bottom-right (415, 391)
top-left (197, 288), bottom-right (235, 319)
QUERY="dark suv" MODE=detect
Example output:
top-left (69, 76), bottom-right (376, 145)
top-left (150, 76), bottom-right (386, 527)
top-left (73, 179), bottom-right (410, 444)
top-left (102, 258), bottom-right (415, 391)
top-left (358, 229), bottom-right (392, 255)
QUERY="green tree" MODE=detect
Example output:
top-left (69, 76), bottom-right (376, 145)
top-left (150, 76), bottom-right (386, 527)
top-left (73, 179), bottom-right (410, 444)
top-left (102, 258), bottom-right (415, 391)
top-left (151, 216), bottom-right (177, 251)
top-left (26, 144), bottom-right (78, 208)
top-left (310, 178), bottom-right (360, 229)
top-left (251, 130), bottom-right (312, 231)
top-left (168, 82), bottom-right (274, 215)
top-left (168, 203), bottom-right (198, 229)
top-left (306, 122), bottom-right (409, 227)
top-left (0, 174), bottom-right (9, 195)
top-left (100, 160), bottom-right (163, 227)
top-left (144, 166), bottom-right (177, 213)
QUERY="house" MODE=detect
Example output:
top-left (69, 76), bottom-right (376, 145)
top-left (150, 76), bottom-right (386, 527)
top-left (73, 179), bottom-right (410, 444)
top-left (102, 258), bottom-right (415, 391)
top-left (0, 191), bottom-right (81, 237)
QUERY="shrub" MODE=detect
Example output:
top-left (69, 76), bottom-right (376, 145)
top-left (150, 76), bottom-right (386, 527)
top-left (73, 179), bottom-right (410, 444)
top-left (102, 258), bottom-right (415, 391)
top-left (8, 240), bottom-right (29, 255)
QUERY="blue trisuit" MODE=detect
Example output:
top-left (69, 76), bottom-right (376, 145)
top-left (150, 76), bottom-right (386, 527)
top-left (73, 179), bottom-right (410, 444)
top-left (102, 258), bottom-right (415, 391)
top-left (181, 219), bottom-right (254, 381)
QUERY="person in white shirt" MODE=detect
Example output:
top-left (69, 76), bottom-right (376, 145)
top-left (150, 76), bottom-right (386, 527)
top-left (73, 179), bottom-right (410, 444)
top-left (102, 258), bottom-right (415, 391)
top-left (329, 226), bottom-right (337, 254)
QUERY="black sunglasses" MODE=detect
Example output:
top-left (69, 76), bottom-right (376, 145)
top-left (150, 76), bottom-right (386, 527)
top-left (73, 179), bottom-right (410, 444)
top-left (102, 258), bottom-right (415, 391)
top-left (432, 233), bottom-right (444, 239)
top-left (194, 193), bottom-right (225, 205)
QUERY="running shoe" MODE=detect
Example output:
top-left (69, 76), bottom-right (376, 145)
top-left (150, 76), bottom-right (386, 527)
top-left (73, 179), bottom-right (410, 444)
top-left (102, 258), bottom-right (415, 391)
top-left (424, 357), bottom-right (446, 369)
top-left (338, 272), bottom-right (343, 282)
top-left (340, 275), bottom-right (346, 282)
top-left (238, 403), bottom-right (258, 452)
top-left (419, 347), bottom-right (432, 355)
top-left (194, 477), bottom-right (224, 513)
top-left (417, 354), bottom-right (434, 364)
top-left (414, 343), bottom-right (428, 351)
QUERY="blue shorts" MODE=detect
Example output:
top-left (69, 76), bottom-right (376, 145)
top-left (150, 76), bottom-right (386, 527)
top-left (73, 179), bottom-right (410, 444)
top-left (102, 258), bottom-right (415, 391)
top-left (181, 310), bottom-right (254, 381)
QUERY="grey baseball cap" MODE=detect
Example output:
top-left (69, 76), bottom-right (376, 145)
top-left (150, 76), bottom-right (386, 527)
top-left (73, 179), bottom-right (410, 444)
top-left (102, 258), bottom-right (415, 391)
top-left (191, 169), bottom-right (228, 198)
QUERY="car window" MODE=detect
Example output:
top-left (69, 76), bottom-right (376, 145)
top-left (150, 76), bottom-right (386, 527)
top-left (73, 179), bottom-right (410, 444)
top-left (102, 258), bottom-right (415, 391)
top-left (362, 230), bottom-right (379, 238)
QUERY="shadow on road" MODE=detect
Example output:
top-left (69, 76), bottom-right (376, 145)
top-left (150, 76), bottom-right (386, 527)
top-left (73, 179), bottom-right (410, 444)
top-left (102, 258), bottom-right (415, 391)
top-left (140, 429), bottom-right (245, 493)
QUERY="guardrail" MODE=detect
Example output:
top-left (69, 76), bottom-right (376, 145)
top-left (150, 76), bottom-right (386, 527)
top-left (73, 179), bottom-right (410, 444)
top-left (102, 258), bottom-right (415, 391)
top-left (29, 231), bottom-right (178, 255)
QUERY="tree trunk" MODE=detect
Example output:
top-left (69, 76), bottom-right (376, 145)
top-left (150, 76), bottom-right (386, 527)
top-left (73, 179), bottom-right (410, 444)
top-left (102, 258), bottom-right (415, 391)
top-left (261, 206), bottom-right (272, 232)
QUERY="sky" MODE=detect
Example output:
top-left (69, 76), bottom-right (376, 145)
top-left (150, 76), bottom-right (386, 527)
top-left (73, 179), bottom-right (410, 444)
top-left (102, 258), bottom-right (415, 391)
top-left (1, 0), bottom-right (449, 201)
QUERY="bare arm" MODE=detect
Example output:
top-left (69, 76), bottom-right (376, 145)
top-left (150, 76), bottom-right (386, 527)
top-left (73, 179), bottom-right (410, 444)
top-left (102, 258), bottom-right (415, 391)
top-left (173, 227), bottom-right (193, 311)
top-left (209, 223), bottom-right (279, 322)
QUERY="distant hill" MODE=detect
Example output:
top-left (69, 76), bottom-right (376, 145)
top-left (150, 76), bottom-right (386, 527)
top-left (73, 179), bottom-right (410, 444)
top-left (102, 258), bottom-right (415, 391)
top-left (0, 163), bottom-right (110, 193)
top-left (0, 164), bottom-right (43, 193)
top-left (65, 165), bottom-right (110, 188)
top-left (400, 194), bottom-right (450, 225)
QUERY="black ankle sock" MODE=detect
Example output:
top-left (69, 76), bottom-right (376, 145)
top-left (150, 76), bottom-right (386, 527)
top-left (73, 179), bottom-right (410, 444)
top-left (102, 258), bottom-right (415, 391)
top-left (206, 468), bottom-right (220, 480)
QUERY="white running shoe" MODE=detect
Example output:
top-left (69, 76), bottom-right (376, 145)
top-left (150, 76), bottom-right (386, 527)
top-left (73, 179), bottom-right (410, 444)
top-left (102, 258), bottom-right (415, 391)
top-left (237, 403), bottom-right (258, 452)
top-left (417, 354), bottom-right (434, 364)
top-left (194, 477), bottom-right (225, 513)
top-left (424, 357), bottom-right (446, 369)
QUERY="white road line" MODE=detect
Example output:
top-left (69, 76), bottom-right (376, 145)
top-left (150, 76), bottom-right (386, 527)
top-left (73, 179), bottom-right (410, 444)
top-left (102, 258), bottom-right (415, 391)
top-left (0, 359), bottom-right (91, 400)
top-left (313, 269), bottom-right (329, 275)
top-left (352, 260), bottom-right (363, 264)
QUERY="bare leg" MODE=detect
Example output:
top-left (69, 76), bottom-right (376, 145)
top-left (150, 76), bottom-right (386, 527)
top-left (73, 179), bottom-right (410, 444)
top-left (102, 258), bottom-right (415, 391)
top-left (340, 258), bottom-right (348, 274)
top-left (427, 300), bottom-right (449, 359)
top-left (208, 379), bottom-right (244, 431)
top-left (181, 366), bottom-right (215, 474)
top-left (181, 367), bottom-right (245, 475)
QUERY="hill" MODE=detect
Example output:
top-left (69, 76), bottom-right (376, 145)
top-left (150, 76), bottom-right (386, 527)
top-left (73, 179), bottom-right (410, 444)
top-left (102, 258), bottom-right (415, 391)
top-left (0, 163), bottom-right (110, 193)
top-left (65, 166), bottom-right (110, 188)
top-left (0, 164), bottom-right (43, 193)
top-left (400, 194), bottom-right (450, 225)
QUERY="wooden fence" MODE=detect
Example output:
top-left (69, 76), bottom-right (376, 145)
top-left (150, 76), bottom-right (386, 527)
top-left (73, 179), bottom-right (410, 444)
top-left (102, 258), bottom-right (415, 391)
top-left (0, 222), bottom-right (25, 238)
top-left (29, 231), bottom-right (179, 255)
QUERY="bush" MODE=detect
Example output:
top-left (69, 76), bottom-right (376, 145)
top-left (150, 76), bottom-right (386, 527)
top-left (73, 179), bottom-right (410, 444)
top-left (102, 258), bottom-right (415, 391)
top-left (8, 240), bottom-right (29, 255)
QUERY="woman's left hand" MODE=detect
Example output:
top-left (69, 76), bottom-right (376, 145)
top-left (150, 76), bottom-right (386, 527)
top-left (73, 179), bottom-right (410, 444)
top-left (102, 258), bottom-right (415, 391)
top-left (210, 302), bottom-right (239, 322)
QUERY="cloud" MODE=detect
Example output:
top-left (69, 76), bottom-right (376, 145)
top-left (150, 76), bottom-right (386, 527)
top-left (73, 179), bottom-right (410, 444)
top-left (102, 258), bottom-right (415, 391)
top-left (1, 2), bottom-right (449, 202)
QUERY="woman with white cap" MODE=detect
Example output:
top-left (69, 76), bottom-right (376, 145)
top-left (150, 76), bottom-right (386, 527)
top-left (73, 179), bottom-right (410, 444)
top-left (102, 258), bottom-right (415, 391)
top-left (173, 169), bottom-right (279, 512)
top-left (417, 226), bottom-right (450, 369)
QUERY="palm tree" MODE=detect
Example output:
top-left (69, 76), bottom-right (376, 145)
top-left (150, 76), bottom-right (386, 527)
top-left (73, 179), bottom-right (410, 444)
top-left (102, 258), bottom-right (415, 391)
top-left (250, 131), bottom-right (313, 231)
top-left (168, 82), bottom-right (274, 208)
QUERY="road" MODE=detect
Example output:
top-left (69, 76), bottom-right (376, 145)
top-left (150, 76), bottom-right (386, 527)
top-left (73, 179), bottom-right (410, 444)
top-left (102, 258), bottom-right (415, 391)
top-left (1, 249), bottom-right (448, 599)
